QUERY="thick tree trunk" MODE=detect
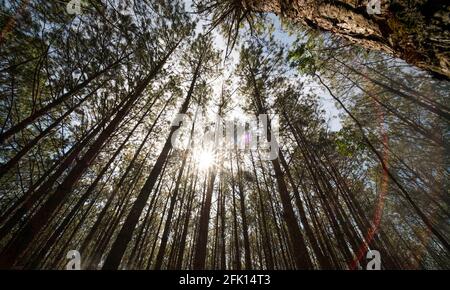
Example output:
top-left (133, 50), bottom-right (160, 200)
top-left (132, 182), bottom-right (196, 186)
top-left (235, 151), bottom-right (252, 269)
top-left (175, 169), bottom-right (198, 269)
top-left (250, 151), bottom-right (275, 269)
top-left (278, 146), bottom-right (331, 269)
top-left (245, 0), bottom-right (450, 79)
top-left (102, 52), bottom-right (202, 270)
top-left (246, 56), bottom-right (313, 269)
top-left (0, 47), bottom-right (174, 269)
top-left (193, 167), bottom-right (217, 269)
top-left (153, 152), bottom-right (190, 270)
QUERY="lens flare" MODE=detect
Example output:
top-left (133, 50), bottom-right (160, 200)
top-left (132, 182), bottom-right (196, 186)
top-left (196, 149), bottom-right (214, 170)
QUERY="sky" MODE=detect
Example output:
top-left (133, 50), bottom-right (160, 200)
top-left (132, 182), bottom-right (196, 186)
top-left (265, 14), bottom-right (342, 132)
top-left (185, 0), bottom-right (342, 131)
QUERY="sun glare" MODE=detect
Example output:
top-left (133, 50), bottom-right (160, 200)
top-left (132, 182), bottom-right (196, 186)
top-left (196, 149), bottom-right (215, 170)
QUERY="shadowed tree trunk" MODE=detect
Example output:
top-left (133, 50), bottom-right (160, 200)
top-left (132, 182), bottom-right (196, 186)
top-left (192, 97), bottom-right (227, 270)
top-left (0, 83), bottom-right (105, 179)
top-left (245, 55), bottom-right (313, 269)
top-left (26, 101), bottom-right (154, 269)
top-left (0, 53), bottom-right (131, 144)
top-left (192, 165), bottom-right (217, 269)
top-left (0, 46), bottom-right (176, 269)
top-left (175, 167), bottom-right (198, 269)
top-left (238, 0), bottom-right (450, 79)
top-left (234, 150), bottom-right (252, 269)
top-left (102, 50), bottom-right (203, 270)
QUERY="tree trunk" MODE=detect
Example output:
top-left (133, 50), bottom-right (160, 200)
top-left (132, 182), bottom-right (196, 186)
top-left (250, 151), bottom-right (275, 269)
top-left (230, 160), bottom-right (241, 270)
top-left (175, 167), bottom-right (198, 269)
top-left (0, 116), bottom-right (107, 242)
top-left (0, 83), bottom-right (104, 179)
top-left (192, 167), bottom-right (217, 269)
top-left (0, 47), bottom-right (174, 269)
top-left (244, 0), bottom-right (450, 79)
top-left (27, 102), bottom-right (153, 268)
top-left (234, 150), bottom-right (252, 269)
top-left (102, 52), bottom-right (203, 270)
top-left (246, 56), bottom-right (313, 269)
top-left (278, 144), bottom-right (330, 269)
top-left (0, 53), bottom-right (130, 144)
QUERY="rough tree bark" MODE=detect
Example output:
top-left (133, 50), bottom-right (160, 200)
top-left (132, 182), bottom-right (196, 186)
top-left (243, 0), bottom-right (450, 79)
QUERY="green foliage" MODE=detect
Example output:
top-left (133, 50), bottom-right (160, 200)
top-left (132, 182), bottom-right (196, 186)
top-left (287, 42), bottom-right (316, 75)
top-left (334, 126), bottom-right (365, 157)
top-left (0, 0), bottom-right (448, 271)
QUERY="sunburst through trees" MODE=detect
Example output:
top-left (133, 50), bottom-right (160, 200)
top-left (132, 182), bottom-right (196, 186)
top-left (0, 0), bottom-right (448, 270)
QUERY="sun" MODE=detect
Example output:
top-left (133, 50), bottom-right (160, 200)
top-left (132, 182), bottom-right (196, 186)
top-left (196, 149), bottom-right (215, 170)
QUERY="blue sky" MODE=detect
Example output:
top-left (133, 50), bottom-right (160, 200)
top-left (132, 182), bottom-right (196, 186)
top-left (266, 14), bottom-right (342, 131)
top-left (185, 0), bottom-right (342, 131)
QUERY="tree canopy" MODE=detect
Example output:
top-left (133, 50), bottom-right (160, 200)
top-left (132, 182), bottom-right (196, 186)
top-left (0, 0), bottom-right (448, 270)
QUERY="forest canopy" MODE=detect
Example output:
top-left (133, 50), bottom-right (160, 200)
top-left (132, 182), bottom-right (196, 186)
top-left (0, 0), bottom-right (448, 270)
